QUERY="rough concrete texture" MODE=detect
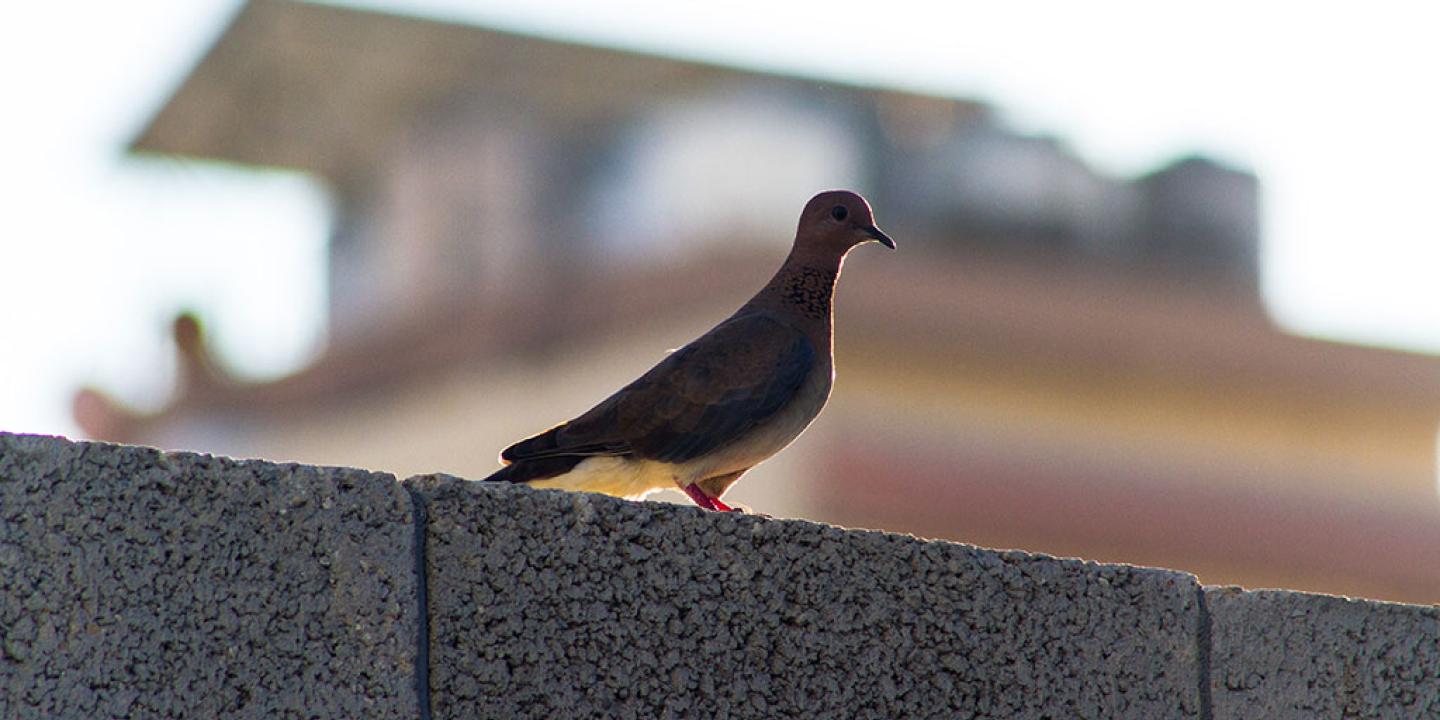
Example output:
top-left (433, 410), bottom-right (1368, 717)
top-left (410, 475), bottom-right (1202, 720)
top-left (0, 433), bottom-right (419, 719)
top-left (11, 431), bottom-right (1439, 719)
top-left (1207, 586), bottom-right (1440, 719)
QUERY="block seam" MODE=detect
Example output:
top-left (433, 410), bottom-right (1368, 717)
top-left (408, 487), bottom-right (433, 720)
top-left (1196, 584), bottom-right (1213, 720)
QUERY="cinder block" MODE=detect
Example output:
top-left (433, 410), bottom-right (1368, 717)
top-left (410, 475), bottom-right (1202, 719)
top-left (1207, 586), bottom-right (1440, 719)
top-left (0, 433), bottom-right (420, 719)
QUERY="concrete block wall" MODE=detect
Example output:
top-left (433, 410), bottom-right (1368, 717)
top-left (0, 433), bottom-right (419, 718)
top-left (2, 432), bottom-right (1436, 718)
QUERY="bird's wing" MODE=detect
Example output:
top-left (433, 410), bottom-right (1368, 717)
top-left (501, 312), bottom-right (816, 466)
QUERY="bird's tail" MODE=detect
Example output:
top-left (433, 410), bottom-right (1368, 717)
top-left (480, 464), bottom-right (518, 484)
top-left (481, 455), bottom-right (588, 484)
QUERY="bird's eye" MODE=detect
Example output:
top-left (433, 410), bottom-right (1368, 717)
top-left (830, 205), bottom-right (848, 221)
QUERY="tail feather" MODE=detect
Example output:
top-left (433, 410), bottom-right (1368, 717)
top-left (482, 455), bottom-right (587, 484)
top-left (502, 423), bottom-right (630, 463)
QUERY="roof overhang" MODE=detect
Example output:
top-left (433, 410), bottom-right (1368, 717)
top-left (129, 0), bottom-right (926, 184)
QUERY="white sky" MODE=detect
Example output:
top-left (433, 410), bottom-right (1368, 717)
top-left (2, 0), bottom-right (1438, 439)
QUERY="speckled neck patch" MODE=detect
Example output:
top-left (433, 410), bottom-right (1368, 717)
top-left (780, 267), bottom-right (838, 320)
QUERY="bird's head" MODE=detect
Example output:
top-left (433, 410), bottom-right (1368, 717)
top-left (794, 190), bottom-right (895, 257)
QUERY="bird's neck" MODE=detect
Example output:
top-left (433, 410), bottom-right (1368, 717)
top-left (753, 249), bottom-right (845, 327)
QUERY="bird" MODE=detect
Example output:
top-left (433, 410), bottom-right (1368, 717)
top-left (482, 190), bottom-right (894, 511)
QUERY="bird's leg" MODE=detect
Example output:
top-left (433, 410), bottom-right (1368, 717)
top-left (693, 471), bottom-right (745, 512)
top-left (681, 483), bottom-right (718, 510)
top-left (681, 483), bottom-right (739, 512)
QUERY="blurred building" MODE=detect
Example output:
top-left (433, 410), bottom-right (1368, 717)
top-left (82, 0), bottom-right (1440, 603)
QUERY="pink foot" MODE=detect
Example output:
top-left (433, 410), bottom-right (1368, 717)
top-left (681, 483), bottom-right (717, 510)
top-left (682, 483), bottom-right (739, 512)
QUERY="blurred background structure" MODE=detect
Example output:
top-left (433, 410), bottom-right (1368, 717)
top-left (8, 0), bottom-right (1440, 604)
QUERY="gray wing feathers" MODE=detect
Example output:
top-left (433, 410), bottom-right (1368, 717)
top-left (501, 313), bottom-right (815, 467)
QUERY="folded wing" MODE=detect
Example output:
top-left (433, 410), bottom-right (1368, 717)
top-left (500, 312), bottom-right (816, 470)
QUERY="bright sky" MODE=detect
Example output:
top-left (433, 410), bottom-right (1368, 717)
top-left (2, 1), bottom-right (1438, 439)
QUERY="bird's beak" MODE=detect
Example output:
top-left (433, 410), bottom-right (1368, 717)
top-left (864, 225), bottom-right (896, 250)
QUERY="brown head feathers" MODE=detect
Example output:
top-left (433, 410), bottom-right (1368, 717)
top-left (793, 190), bottom-right (895, 256)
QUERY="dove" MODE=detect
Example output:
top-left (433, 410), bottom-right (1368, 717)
top-left (482, 190), bottom-right (894, 511)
